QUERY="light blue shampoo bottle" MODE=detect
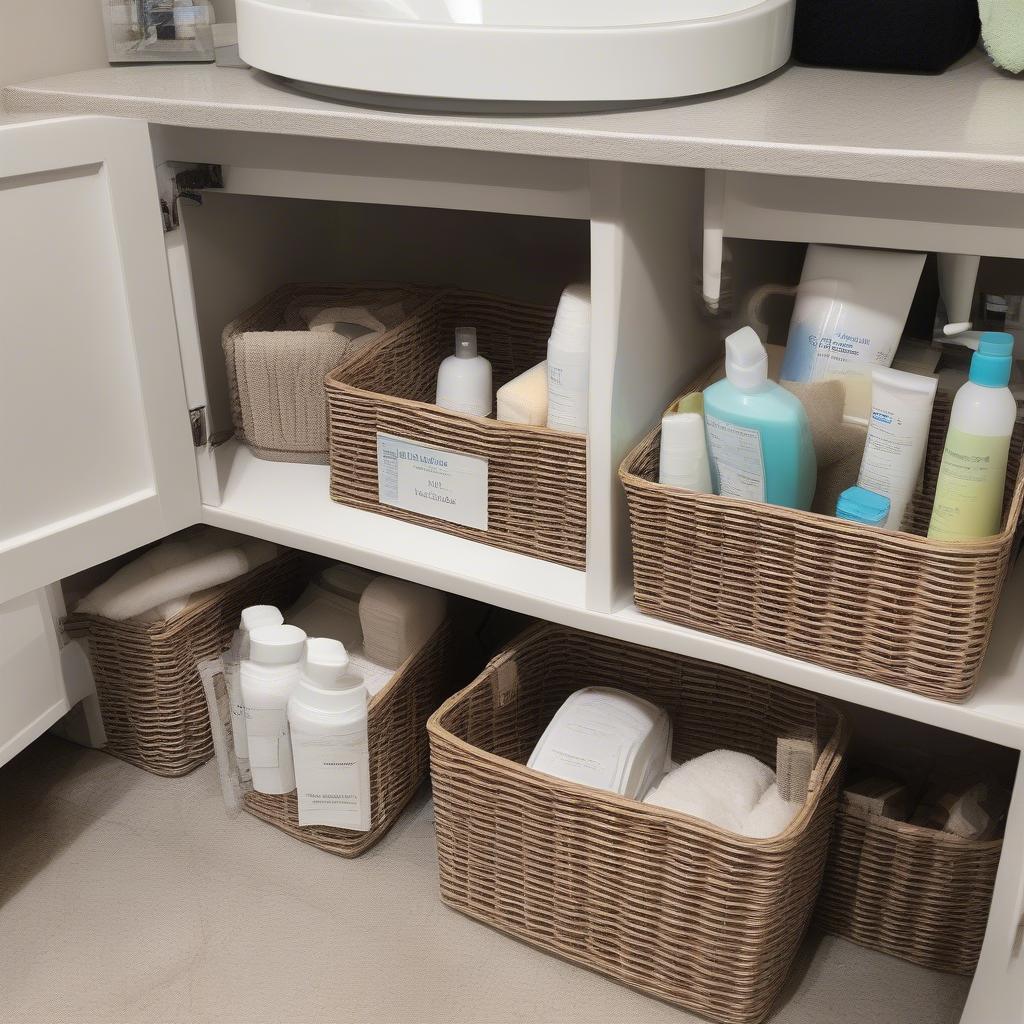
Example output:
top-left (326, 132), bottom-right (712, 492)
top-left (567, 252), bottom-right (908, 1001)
top-left (703, 327), bottom-right (817, 510)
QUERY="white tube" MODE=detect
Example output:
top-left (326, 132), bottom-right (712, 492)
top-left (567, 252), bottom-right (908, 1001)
top-left (659, 412), bottom-right (712, 492)
top-left (856, 367), bottom-right (938, 531)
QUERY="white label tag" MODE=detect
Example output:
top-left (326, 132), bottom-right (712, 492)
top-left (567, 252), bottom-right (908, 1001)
top-left (705, 414), bottom-right (766, 503)
top-left (245, 707), bottom-right (288, 768)
top-left (292, 728), bottom-right (372, 831)
top-left (377, 434), bottom-right (488, 530)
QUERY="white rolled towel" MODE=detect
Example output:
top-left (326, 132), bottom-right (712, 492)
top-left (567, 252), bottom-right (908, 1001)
top-left (643, 749), bottom-right (774, 832)
top-left (741, 784), bottom-right (803, 839)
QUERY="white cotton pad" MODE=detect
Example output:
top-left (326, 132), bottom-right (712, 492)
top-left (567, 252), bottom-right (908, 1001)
top-left (359, 577), bottom-right (447, 669)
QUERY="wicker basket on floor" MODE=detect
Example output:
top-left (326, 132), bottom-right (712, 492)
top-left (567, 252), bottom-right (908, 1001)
top-left (244, 619), bottom-right (456, 857)
top-left (325, 288), bottom-right (587, 570)
top-left (620, 361), bottom-right (1024, 702)
top-left (428, 623), bottom-right (848, 1024)
top-left (815, 802), bottom-right (1001, 974)
top-left (64, 552), bottom-right (306, 777)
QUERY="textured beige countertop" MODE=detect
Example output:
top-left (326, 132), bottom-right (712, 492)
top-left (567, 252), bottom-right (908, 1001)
top-left (4, 50), bottom-right (1024, 193)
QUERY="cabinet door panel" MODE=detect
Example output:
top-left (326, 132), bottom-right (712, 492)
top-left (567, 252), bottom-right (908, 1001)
top-left (0, 116), bottom-right (200, 604)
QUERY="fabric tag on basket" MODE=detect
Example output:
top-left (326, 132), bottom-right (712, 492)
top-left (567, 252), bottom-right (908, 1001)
top-left (377, 434), bottom-right (488, 530)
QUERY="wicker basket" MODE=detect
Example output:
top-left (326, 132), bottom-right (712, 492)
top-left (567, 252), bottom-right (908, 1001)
top-left (65, 552), bottom-right (306, 777)
top-left (620, 361), bottom-right (1024, 702)
top-left (326, 288), bottom-right (587, 570)
top-left (815, 802), bottom-right (1001, 974)
top-left (244, 619), bottom-right (456, 857)
top-left (428, 623), bottom-right (848, 1024)
top-left (223, 283), bottom-right (431, 464)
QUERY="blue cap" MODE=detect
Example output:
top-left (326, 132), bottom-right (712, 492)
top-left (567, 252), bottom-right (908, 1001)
top-left (969, 331), bottom-right (1014, 388)
top-left (836, 486), bottom-right (890, 526)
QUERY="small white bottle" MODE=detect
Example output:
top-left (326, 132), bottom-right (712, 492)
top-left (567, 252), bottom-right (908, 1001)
top-left (225, 605), bottom-right (284, 777)
top-left (288, 638), bottom-right (371, 830)
top-left (659, 412), bottom-right (712, 492)
top-left (546, 283), bottom-right (591, 433)
top-left (435, 326), bottom-right (492, 417)
top-left (241, 624), bottom-right (306, 794)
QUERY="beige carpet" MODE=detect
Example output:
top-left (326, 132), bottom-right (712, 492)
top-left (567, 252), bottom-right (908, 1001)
top-left (0, 736), bottom-right (970, 1024)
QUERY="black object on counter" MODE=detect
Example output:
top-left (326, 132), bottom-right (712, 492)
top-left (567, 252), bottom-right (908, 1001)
top-left (793, 0), bottom-right (980, 74)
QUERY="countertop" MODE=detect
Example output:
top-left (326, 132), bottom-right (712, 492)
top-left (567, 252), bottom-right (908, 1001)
top-left (4, 51), bottom-right (1024, 193)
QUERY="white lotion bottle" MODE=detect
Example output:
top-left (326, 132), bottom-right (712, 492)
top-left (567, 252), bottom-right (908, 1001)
top-left (288, 638), bottom-right (371, 830)
top-left (435, 326), bottom-right (492, 417)
top-left (659, 412), bottom-right (712, 492)
top-left (546, 283), bottom-right (592, 433)
top-left (241, 623), bottom-right (306, 794)
top-left (225, 605), bottom-right (284, 772)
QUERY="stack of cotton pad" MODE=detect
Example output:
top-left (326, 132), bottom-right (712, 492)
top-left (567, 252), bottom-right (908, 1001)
top-left (358, 577), bottom-right (447, 670)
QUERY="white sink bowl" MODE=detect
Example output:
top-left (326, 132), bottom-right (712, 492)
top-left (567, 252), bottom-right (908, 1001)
top-left (237, 0), bottom-right (795, 111)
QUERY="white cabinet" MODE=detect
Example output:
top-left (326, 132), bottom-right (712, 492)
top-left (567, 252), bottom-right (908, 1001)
top-left (0, 114), bottom-right (200, 763)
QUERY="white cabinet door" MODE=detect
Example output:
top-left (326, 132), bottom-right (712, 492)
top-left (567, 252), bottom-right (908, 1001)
top-left (0, 115), bottom-right (200, 605)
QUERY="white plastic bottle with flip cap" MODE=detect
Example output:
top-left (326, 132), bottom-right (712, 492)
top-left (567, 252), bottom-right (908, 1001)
top-left (546, 283), bottom-right (592, 433)
top-left (435, 326), bottom-right (493, 417)
top-left (225, 605), bottom-right (284, 776)
top-left (287, 638), bottom-right (371, 830)
top-left (241, 623), bottom-right (306, 794)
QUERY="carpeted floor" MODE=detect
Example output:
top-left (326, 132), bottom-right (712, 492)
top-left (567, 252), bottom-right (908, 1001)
top-left (0, 736), bottom-right (970, 1024)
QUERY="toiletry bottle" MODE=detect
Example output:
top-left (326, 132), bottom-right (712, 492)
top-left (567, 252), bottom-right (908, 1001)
top-left (703, 326), bottom-right (817, 510)
top-left (435, 326), bottom-right (492, 417)
top-left (241, 623), bottom-right (306, 794)
top-left (288, 638), bottom-right (371, 830)
top-left (659, 411), bottom-right (712, 492)
top-left (928, 332), bottom-right (1017, 541)
top-left (224, 605), bottom-right (284, 777)
top-left (546, 283), bottom-right (591, 433)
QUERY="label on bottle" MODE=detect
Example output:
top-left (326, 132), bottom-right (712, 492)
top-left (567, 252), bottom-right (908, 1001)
top-left (377, 434), bottom-right (488, 530)
top-left (704, 414), bottom-right (766, 503)
top-left (547, 350), bottom-right (589, 432)
top-left (928, 428), bottom-right (1010, 541)
top-left (291, 726), bottom-right (371, 831)
top-left (245, 707), bottom-right (288, 769)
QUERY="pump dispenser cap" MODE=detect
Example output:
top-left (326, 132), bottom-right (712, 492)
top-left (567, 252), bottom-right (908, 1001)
top-left (249, 624), bottom-right (306, 665)
top-left (969, 331), bottom-right (1014, 388)
top-left (303, 637), bottom-right (358, 690)
top-left (240, 605), bottom-right (284, 634)
top-left (454, 326), bottom-right (478, 358)
top-left (724, 326), bottom-right (769, 391)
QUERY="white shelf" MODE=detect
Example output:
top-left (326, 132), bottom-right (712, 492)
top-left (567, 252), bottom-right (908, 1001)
top-left (207, 442), bottom-right (1024, 750)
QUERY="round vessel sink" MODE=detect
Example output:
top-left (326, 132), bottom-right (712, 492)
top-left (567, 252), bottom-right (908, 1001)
top-left (237, 0), bottom-right (795, 111)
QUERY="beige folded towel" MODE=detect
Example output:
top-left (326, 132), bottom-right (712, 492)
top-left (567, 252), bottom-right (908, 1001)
top-left (359, 577), bottom-right (447, 669)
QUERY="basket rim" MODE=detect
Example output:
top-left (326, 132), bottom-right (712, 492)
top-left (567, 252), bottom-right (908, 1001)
top-left (324, 285), bottom-right (587, 443)
top-left (837, 798), bottom-right (1005, 850)
top-left (618, 366), bottom-right (1024, 557)
top-left (427, 620), bottom-right (849, 851)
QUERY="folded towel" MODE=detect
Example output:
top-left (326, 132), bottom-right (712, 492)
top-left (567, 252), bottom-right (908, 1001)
top-left (300, 306), bottom-right (386, 341)
top-left (911, 778), bottom-right (1010, 840)
top-left (76, 528), bottom-right (277, 621)
top-left (286, 582), bottom-right (363, 650)
top-left (359, 578), bottom-right (446, 669)
top-left (741, 784), bottom-right (803, 838)
top-left (643, 749), bottom-right (774, 832)
top-left (497, 361), bottom-right (548, 426)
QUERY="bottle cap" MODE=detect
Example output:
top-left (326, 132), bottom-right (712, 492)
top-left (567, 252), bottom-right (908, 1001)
top-left (969, 331), bottom-right (1013, 389)
top-left (302, 637), bottom-right (358, 690)
top-left (249, 624), bottom-right (306, 665)
top-left (240, 605), bottom-right (284, 635)
top-left (454, 326), bottom-right (478, 358)
top-left (724, 326), bottom-right (769, 391)
top-left (836, 486), bottom-right (890, 526)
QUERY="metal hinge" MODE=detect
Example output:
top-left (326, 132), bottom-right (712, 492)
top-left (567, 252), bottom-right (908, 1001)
top-left (189, 406), bottom-right (209, 447)
top-left (157, 161), bottom-right (224, 232)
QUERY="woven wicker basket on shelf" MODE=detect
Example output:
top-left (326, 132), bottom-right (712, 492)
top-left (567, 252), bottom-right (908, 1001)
top-left (244, 619), bottom-right (456, 858)
top-left (64, 552), bottom-right (306, 778)
top-left (815, 802), bottom-right (1001, 974)
top-left (223, 282), bottom-right (433, 464)
top-left (428, 623), bottom-right (848, 1024)
top-left (620, 360), bottom-right (1024, 702)
top-left (325, 288), bottom-right (587, 570)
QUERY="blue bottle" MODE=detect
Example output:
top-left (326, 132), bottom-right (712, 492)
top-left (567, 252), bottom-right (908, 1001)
top-left (703, 327), bottom-right (817, 510)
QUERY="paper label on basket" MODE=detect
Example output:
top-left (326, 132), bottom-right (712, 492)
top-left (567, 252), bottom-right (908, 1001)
top-left (245, 708), bottom-right (288, 768)
top-left (704, 414), bottom-right (766, 502)
top-left (292, 727), bottom-right (371, 831)
top-left (376, 433), bottom-right (488, 530)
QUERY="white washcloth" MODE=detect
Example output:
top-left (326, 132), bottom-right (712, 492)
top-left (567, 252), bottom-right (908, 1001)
top-left (76, 529), bottom-right (278, 621)
top-left (359, 577), bottom-right (446, 669)
top-left (643, 749), bottom-right (774, 832)
top-left (286, 582), bottom-right (363, 650)
top-left (741, 784), bottom-right (803, 839)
